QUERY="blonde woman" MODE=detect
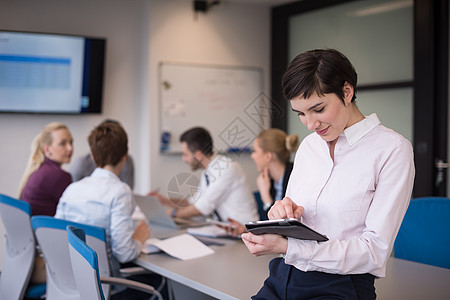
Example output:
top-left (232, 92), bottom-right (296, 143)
top-left (225, 129), bottom-right (299, 236)
top-left (19, 122), bottom-right (73, 216)
top-left (251, 129), bottom-right (299, 216)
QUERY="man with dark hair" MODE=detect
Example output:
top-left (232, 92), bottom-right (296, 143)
top-left (151, 127), bottom-right (258, 224)
top-left (179, 127), bottom-right (214, 157)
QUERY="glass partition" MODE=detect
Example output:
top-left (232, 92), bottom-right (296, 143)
top-left (287, 0), bottom-right (413, 141)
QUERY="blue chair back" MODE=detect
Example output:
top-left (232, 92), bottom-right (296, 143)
top-left (394, 197), bottom-right (450, 269)
top-left (0, 194), bottom-right (45, 299)
top-left (67, 225), bottom-right (105, 300)
top-left (31, 216), bottom-right (110, 300)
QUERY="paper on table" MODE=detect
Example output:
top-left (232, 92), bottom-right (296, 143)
top-left (141, 233), bottom-right (214, 260)
top-left (142, 238), bottom-right (161, 254)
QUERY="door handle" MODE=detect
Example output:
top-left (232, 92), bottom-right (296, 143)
top-left (435, 159), bottom-right (448, 187)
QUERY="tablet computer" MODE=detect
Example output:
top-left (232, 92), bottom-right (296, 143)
top-left (245, 218), bottom-right (328, 242)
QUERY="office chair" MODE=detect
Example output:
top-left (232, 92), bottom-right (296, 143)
top-left (67, 225), bottom-right (162, 300)
top-left (67, 225), bottom-right (105, 300)
top-left (0, 194), bottom-right (46, 300)
top-left (394, 197), bottom-right (450, 269)
top-left (32, 216), bottom-right (110, 299)
top-left (31, 216), bottom-right (166, 300)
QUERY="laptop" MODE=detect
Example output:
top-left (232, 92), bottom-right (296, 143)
top-left (133, 194), bottom-right (207, 231)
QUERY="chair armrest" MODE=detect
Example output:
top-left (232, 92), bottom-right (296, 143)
top-left (120, 267), bottom-right (167, 293)
top-left (120, 266), bottom-right (152, 276)
top-left (100, 276), bottom-right (162, 300)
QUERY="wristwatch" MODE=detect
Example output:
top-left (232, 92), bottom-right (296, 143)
top-left (263, 202), bottom-right (272, 211)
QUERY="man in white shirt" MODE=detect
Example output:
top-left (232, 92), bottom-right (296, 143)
top-left (55, 122), bottom-right (165, 299)
top-left (151, 127), bottom-right (258, 225)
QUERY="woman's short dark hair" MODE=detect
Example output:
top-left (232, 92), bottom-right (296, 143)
top-left (180, 127), bottom-right (214, 156)
top-left (281, 49), bottom-right (357, 104)
top-left (89, 122), bottom-right (128, 167)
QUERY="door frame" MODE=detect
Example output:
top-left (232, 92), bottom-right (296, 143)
top-left (270, 0), bottom-right (449, 197)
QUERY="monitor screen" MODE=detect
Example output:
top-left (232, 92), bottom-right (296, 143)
top-left (0, 30), bottom-right (106, 114)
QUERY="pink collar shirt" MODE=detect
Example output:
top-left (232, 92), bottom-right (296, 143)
top-left (284, 114), bottom-right (415, 277)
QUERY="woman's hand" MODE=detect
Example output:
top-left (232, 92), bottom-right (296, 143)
top-left (268, 196), bottom-right (304, 220)
top-left (241, 232), bottom-right (288, 256)
top-left (241, 197), bottom-right (303, 256)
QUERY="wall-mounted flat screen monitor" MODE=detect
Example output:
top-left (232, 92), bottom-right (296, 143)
top-left (0, 30), bottom-right (106, 114)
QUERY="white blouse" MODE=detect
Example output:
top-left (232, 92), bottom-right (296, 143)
top-left (284, 114), bottom-right (415, 277)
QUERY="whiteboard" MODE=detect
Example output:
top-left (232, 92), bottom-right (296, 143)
top-left (159, 62), bottom-right (268, 153)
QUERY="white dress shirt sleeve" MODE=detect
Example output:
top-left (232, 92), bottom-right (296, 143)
top-left (109, 190), bottom-right (141, 263)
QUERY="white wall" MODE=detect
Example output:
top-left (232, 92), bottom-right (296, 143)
top-left (147, 0), bottom-right (268, 195)
top-left (0, 0), bottom-right (151, 196)
top-left (0, 0), bottom-right (271, 267)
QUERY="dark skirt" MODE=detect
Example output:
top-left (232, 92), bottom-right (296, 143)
top-left (252, 257), bottom-right (376, 300)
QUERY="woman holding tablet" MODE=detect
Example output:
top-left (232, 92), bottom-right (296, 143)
top-left (241, 49), bottom-right (415, 299)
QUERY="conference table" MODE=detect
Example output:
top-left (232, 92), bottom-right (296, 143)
top-left (135, 227), bottom-right (450, 300)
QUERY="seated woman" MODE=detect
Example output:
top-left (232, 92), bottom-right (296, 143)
top-left (18, 122), bottom-right (73, 216)
top-left (225, 128), bottom-right (299, 236)
top-left (18, 122), bottom-right (73, 285)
